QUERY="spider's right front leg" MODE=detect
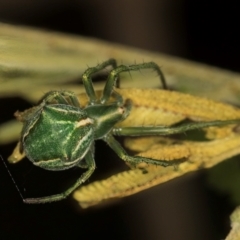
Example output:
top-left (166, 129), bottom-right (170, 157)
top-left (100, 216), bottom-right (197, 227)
top-left (81, 59), bottom-right (117, 104)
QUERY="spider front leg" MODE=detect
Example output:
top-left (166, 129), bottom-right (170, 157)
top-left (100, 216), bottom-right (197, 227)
top-left (101, 62), bottom-right (167, 104)
top-left (81, 59), bottom-right (117, 104)
top-left (104, 134), bottom-right (184, 168)
top-left (24, 150), bottom-right (96, 204)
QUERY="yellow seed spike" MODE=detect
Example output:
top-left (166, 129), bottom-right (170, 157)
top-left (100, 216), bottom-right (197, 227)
top-left (116, 88), bottom-right (240, 126)
top-left (73, 133), bottom-right (240, 208)
top-left (8, 142), bottom-right (25, 163)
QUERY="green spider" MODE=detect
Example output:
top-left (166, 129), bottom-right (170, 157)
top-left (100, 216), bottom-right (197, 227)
top-left (17, 59), bottom-right (238, 203)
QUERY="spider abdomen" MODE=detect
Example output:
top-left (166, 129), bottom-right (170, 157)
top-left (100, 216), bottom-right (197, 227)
top-left (22, 104), bottom-right (95, 171)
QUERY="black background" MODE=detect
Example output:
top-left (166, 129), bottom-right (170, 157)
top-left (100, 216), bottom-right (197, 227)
top-left (0, 1), bottom-right (240, 240)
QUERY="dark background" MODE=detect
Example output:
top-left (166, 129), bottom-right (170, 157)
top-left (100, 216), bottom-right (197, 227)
top-left (0, 1), bottom-right (240, 240)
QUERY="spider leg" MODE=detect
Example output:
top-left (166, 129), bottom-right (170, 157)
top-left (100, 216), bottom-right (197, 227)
top-left (62, 92), bottom-right (81, 107)
top-left (104, 134), bottom-right (184, 167)
top-left (101, 62), bottom-right (167, 104)
top-left (23, 150), bottom-right (96, 203)
top-left (82, 59), bottom-right (117, 104)
top-left (40, 91), bottom-right (81, 107)
top-left (112, 119), bottom-right (240, 136)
